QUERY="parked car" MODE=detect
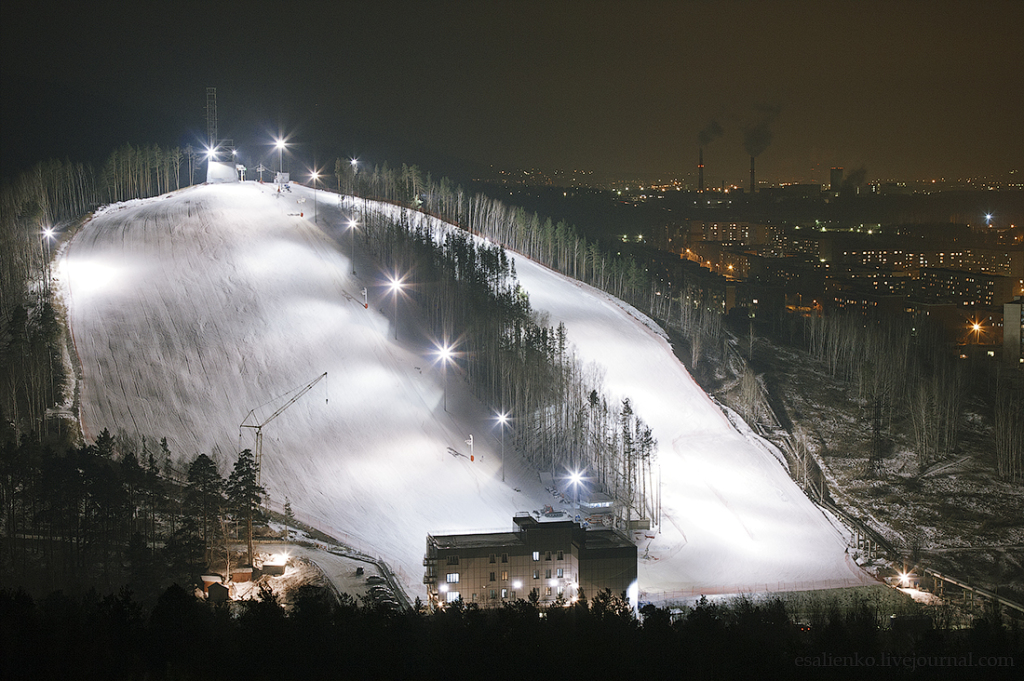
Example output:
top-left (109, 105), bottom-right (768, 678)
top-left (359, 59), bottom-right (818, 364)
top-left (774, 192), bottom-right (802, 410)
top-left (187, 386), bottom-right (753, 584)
top-left (366, 575), bottom-right (385, 584)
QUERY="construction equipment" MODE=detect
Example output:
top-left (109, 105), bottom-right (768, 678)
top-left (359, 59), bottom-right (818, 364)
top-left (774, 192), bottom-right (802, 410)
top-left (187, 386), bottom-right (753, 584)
top-left (240, 372), bottom-right (327, 484)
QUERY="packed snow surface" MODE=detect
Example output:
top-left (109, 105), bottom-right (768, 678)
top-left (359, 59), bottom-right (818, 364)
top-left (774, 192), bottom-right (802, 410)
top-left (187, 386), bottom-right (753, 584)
top-left (61, 182), bottom-right (871, 600)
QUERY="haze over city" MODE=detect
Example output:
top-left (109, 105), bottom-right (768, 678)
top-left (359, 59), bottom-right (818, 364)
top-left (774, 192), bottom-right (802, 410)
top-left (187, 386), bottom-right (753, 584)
top-left (3, 0), bottom-right (1022, 184)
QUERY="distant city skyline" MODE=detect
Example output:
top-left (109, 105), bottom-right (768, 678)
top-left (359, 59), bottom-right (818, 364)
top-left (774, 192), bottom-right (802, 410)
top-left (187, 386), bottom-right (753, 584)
top-left (2, 1), bottom-right (1022, 182)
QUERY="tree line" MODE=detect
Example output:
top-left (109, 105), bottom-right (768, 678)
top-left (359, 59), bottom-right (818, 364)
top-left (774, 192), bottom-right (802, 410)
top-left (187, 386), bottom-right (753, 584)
top-left (3, 583), bottom-right (1019, 680)
top-left (355, 203), bottom-right (659, 526)
top-left (0, 428), bottom-right (267, 602)
top-left (338, 158), bottom-right (1022, 484)
top-left (1, 143), bottom-right (191, 442)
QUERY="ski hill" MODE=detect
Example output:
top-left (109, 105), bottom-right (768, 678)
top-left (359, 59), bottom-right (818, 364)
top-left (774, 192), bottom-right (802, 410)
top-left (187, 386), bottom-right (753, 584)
top-left (59, 181), bottom-right (872, 601)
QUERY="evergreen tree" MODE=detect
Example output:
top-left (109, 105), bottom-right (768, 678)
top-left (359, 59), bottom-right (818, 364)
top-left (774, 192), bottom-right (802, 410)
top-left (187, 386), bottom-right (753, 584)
top-left (185, 453), bottom-right (223, 564)
top-left (225, 449), bottom-right (264, 567)
top-left (283, 496), bottom-right (295, 540)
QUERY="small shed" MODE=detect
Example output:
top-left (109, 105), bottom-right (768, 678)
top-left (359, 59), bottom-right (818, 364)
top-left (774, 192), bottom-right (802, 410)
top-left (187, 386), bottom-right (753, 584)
top-left (232, 566), bottom-right (253, 583)
top-left (200, 574), bottom-right (223, 595)
top-left (208, 582), bottom-right (230, 603)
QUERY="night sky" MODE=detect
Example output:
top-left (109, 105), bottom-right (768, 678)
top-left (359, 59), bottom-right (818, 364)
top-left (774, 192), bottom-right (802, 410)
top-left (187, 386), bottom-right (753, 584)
top-left (2, 0), bottom-right (1022, 184)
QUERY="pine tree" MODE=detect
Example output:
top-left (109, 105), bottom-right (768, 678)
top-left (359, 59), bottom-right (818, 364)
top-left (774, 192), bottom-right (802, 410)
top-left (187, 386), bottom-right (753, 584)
top-left (185, 453), bottom-right (223, 564)
top-left (283, 497), bottom-right (295, 540)
top-left (225, 449), bottom-right (264, 568)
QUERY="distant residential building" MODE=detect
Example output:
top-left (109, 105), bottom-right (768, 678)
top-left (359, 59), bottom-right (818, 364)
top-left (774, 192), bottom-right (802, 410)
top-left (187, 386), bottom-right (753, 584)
top-left (1005, 299), bottom-right (1023, 364)
top-left (687, 220), bottom-right (778, 246)
top-left (423, 515), bottom-right (637, 610)
top-left (916, 268), bottom-right (1015, 307)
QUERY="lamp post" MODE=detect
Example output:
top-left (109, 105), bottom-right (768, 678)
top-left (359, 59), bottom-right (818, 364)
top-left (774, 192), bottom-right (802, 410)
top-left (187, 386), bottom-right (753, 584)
top-left (41, 227), bottom-right (55, 296)
top-left (568, 470), bottom-right (583, 523)
top-left (275, 139), bottom-right (286, 175)
top-left (350, 158), bottom-right (358, 194)
top-left (310, 170), bottom-right (320, 223)
top-left (347, 219), bottom-right (358, 275)
top-left (437, 343), bottom-right (454, 412)
top-left (388, 274), bottom-right (404, 340)
top-left (496, 411), bottom-right (508, 482)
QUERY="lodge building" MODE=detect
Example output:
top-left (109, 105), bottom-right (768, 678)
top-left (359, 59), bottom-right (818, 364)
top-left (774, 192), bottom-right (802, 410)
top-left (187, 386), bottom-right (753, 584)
top-left (424, 514), bottom-right (637, 609)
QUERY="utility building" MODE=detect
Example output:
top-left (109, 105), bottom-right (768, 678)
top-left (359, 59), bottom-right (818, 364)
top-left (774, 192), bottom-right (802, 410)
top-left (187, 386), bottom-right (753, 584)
top-left (424, 514), bottom-right (637, 610)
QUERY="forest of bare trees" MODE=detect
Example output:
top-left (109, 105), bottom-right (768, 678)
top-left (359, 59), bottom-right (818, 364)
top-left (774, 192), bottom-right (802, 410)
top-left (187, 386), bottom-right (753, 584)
top-left (353, 201), bottom-right (659, 526)
top-left (800, 311), bottom-right (1022, 480)
top-left (1, 144), bottom-right (187, 442)
top-left (336, 158), bottom-right (1022, 485)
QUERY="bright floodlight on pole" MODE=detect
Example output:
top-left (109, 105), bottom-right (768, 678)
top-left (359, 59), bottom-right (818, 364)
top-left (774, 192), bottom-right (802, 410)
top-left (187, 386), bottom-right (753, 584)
top-left (348, 218), bottom-right (358, 275)
top-left (388, 274), bottom-right (404, 340)
top-left (496, 411), bottom-right (509, 482)
top-left (275, 138), bottom-right (286, 173)
top-left (568, 469), bottom-right (584, 521)
top-left (41, 227), bottom-right (56, 295)
top-left (437, 342), bottom-right (454, 412)
top-left (311, 170), bottom-right (320, 223)
top-left (349, 157), bottom-right (359, 194)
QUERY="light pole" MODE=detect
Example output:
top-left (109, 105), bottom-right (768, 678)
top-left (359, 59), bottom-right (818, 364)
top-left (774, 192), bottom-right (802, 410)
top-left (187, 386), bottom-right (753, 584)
top-left (41, 227), bottom-right (55, 296)
top-left (496, 411), bottom-right (508, 482)
top-left (310, 170), bottom-right (320, 223)
top-left (350, 158), bottom-right (359, 194)
top-left (568, 469), bottom-right (583, 523)
top-left (437, 342), bottom-right (454, 412)
top-left (348, 218), bottom-right (358, 275)
top-left (388, 274), bottom-right (404, 340)
top-left (275, 138), bottom-right (286, 175)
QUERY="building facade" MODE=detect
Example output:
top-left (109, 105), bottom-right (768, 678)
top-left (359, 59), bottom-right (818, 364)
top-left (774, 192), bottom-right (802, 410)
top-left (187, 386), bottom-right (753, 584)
top-left (424, 515), bottom-right (637, 610)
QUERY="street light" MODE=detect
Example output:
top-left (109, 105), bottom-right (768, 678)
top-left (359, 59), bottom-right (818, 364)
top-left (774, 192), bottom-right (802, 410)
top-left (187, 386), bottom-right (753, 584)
top-left (388, 273), bottom-right (404, 340)
top-left (437, 342), bottom-right (454, 412)
top-left (350, 158), bottom-right (358, 194)
top-left (310, 170), bottom-right (320, 223)
top-left (347, 218), bottom-right (358, 275)
top-left (41, 227), bottom-right (55, 295)
top-left (275, 138), bottom-right (286, 174)
top-left (496, 411), bottom-right (509, 482)
top-left (568, 469), bottom-right (584, 522)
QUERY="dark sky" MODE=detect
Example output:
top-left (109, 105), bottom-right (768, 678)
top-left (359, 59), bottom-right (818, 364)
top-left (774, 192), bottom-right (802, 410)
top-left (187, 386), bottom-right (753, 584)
top-left (3, 0), bottom-right (1022, 184)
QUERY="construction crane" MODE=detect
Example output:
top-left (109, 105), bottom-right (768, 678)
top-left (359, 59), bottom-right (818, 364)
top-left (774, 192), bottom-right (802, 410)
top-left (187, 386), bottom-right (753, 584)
top-left (240, 372), bottom-right (327, 485)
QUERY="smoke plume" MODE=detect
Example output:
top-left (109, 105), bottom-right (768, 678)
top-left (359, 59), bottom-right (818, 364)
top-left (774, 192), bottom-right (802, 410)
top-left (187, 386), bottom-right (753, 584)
top-left (698, 119), bottom-right (724, 147)
top-left (744, 105), bottom-right (780, 158)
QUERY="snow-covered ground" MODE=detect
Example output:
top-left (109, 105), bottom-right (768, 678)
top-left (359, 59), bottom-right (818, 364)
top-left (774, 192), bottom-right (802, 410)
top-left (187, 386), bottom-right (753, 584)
top-left (59, 181), bottom-right (872, 601)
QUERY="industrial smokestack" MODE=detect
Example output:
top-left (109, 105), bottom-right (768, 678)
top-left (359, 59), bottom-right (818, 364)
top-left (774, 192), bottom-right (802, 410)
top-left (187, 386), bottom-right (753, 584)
top-left (750, 156), bottom-right (755, 193)
top-left (698, 148), bottom-right (704, 192)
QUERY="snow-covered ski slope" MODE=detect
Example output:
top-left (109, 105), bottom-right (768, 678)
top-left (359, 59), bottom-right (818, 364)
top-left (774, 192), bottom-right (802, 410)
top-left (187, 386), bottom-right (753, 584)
top-left (61, 181), bottom-right (871, 600)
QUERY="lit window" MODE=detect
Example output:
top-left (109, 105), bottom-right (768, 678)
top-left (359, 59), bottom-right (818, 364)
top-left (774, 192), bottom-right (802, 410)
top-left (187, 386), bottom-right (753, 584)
top-left (501, 571), bottom-right (508, 581)
top-left (532, 551), bottom-right (539, 561)
top-left (557, 568), bottom-right (563, 578)
top-left (446, 573), bottom-right (460, 583)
